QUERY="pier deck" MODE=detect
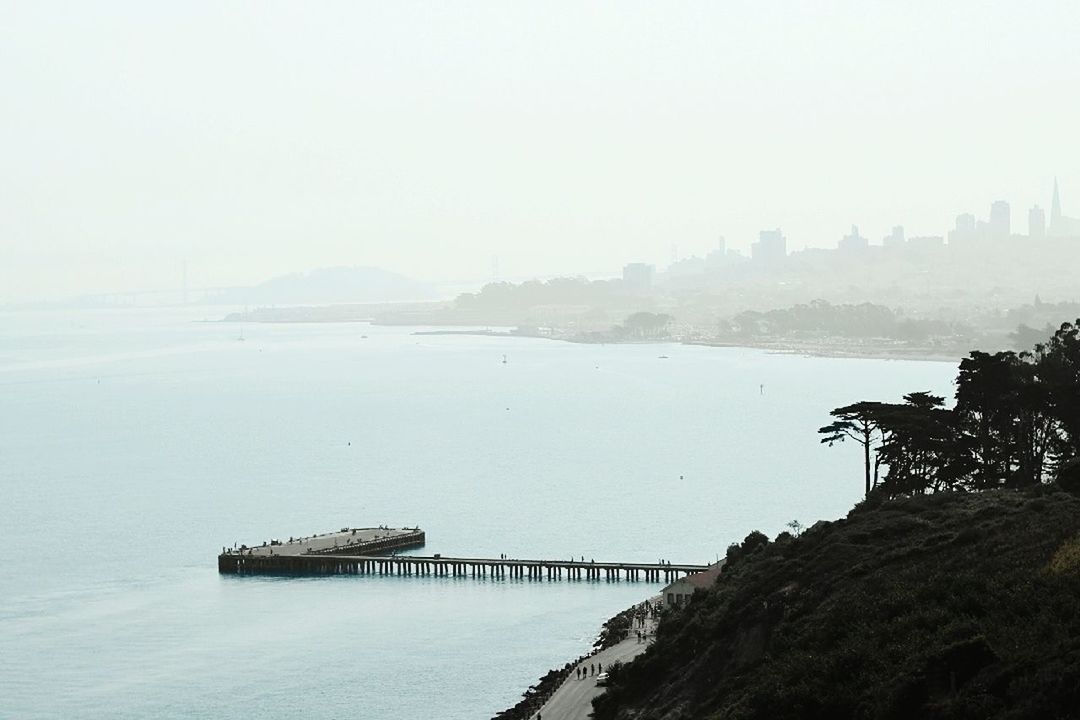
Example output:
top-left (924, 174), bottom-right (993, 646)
top-left (219, 550), bottom-right (707, 581)
top-left (223, 526), bottom-right (425, 558)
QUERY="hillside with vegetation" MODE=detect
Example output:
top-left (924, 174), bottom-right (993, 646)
top-left (593, 488), bottom-right (1080, 720)
top-left (593, 320), bottom-right (1080, 720)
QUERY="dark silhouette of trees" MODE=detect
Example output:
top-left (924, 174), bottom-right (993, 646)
top-left (819, 402), bottom-right (887, 496)
top-left (725, 530), bottom-right (770, 567)
top-left (1038, 321), bottom-right (1080, 462)
top-left (822, 320), bottom-right (1080, 497)
top-left (873, 392), bottom-right (968, 496)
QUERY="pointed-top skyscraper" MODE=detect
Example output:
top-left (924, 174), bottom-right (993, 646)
top-left (1047, 178), bottom-right (1080, 237)
top-left (1052, 177), bottom-right (1062, 228)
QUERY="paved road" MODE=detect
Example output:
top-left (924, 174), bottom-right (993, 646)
top-left (532, 611), bottom-right (658, 720)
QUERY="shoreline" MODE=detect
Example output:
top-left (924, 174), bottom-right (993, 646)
top-left (217, 309), bottom-right (964, 363)
top-left (492, 598), bottom-right (659, 720)
top-left (411, 328), bottom-right (963, 363)
top-left (216, 305), bottom-right (969, 363)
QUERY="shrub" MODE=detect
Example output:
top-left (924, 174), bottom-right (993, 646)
top-left (1047, 534), bottom-right (1080, 575)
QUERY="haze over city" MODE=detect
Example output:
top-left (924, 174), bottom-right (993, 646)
top-left (8, 3), bottom-right (1080, 720)
top-left (4, 1), bottom-right (1080, 302)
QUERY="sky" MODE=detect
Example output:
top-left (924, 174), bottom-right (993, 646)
top-left (2, 1), bottom-right (1080, 301)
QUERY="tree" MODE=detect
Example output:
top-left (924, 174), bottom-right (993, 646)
top-left (874, 392), bottom-right (965, 496)
top-left (956, 350), bottom-right (1057, 488)
top-left (622, 312), bottom-right (674, 339)
top-left (1037, 320), bottom-right (1080, 466)
top-left (819, 319), bottom-right (1080, 497)
top-left (819, 401), bottom-right (888, 496)
top-left (956, 351), bottom-right (1024, 488)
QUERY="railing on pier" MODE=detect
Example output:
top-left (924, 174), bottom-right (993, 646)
top-left (218, 552), bottom-right (708, 582)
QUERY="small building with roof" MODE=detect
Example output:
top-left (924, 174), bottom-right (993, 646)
top-left (662, 562), bottom-right (724, 608)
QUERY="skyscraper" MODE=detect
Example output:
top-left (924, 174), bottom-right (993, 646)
top-left (1029, 205), bottom-right (1046, 239)
top-left (948, 213), bottom-right (977, 246)
top-left (882, 226), bottom-right (905, 248)
top-left (1052, 177), bottom-right (1062, 229)
top-left (989, 200), bottom-right (1010, 240)
top-left (838, 225), bottom-right (869, 251)
top-left (1047, 177), bottom-right (1080, 237)
top-left (751, 229), bottom-right (786, 264)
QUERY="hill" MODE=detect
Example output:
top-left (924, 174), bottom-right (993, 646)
top-left (593, 487), bottom-right (1080, 720)
top-left (214, 266), bottom-right (434, 305)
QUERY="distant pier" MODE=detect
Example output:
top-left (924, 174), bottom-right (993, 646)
top-left (218, 527), bottom-right (706, 582)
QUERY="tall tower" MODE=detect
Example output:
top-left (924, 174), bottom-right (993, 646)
top-left (1052, 177), bottom-right (1063, 229)
top-left (989, 201), bottom-right (1011, 240)
top-left (1029, 206), bottom-right (1046, 239)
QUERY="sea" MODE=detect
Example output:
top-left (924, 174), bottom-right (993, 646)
top-left (0, 308), bottom-right (957, 719)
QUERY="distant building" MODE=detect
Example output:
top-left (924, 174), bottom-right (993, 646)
top-left (989, 200), bottom-right (1011, 240)
top-left (705, 236), bottom-right (732, 269)
top-left (883, 225), bottom-right (905, 248)
top-left (1048, 178), bottom-right (1080, 237)
top-left (662, 563), bottom-right (724, 608)
top-left (838, 224), bottom-right (869, 252)
top-left (948, 213), bottom-right (978, 246)
top-left (622, 263), bottom-right (655, 292)
top-left (666, 255), bottom-right (707, 278)
top-left (1029, 205), bottom-right (1046, 239)
top-left (751, 229), bottom-right (787, 264)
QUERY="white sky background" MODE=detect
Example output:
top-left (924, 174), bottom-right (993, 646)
top-left (2, 1), bottom-right (1079, 301)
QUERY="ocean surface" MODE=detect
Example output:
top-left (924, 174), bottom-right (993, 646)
top-left (0, 308), bottom-right (957, 719)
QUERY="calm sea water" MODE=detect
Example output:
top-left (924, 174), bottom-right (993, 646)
top-left (0, 308), bottom-right (956, 719)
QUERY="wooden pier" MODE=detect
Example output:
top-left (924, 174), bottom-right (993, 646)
top-left (218, 552), bottom-right (706, 581)
top-left (219, 527), bottom-right (707, 581)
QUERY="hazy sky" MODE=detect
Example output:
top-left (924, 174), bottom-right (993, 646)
top-left (3, 1), bottom-right (1079, 300)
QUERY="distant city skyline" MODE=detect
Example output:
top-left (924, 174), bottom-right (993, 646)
top-left (12, 177), bottom-right (1080, 306)
top-left (3, 3), bottom-right (1080, 302)
top-left (654, 178), bottom-right (1080, 269)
